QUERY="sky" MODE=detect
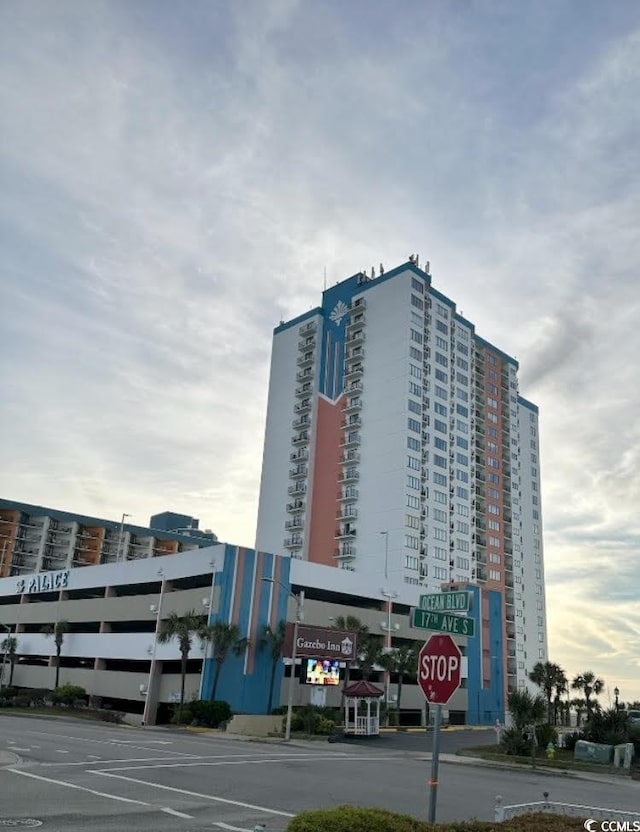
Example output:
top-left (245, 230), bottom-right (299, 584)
top-left (1, 0), bottom-right (639, 702)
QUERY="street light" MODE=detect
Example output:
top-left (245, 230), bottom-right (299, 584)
top-left (614, 686), bottom-right (620, 711)
top-left (262, 577), bottom-right (304, 742)
top-left (199, 559), bottom-right (217, 700)
top-left (142, 569), bottom-right (165, 726)
top-left (0, 623), bottom-right (11, 688)
top-left (117, 513), bottom-right (131, 562)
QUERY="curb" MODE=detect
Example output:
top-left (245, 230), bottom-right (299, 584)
top-left (443, 753), bottom-right (640, 785)
top-left (0, 750), bottom-right (20, 768)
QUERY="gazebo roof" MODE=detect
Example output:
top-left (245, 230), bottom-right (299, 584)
top-left (344, 680), bottom-right (385, 698)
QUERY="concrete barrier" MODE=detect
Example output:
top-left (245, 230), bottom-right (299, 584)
top-left (225, 714), bottom-right (283, 737)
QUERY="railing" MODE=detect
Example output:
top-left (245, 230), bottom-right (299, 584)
top-left (495, 792), bottom-right (640, 824)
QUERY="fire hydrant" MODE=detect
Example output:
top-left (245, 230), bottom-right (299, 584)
top-left (546, 741), bottom-right (556, 760)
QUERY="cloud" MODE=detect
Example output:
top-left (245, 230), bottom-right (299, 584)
top-left (1, 1), bottom-right (640, 699)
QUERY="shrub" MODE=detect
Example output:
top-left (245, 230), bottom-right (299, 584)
top-left (53, 684), bottom-right (87, 707)
top-left (172, 699), bottom-right (232, 728)
top-left (286, 806), bottom-right (588, 832)
top-left (26, 688), bottom-right (54, 707)
top-left (561, 730), bottom-right (582, 751)
top-left (535, 724), bottom-right (558, 748)
top-left (500, 726), bottom-right (530, 756)
top-left (289, 705), bottom-right (340, 735)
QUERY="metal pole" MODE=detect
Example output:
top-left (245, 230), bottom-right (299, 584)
top-left (199, 560), bottom-right (217, 701)
top-left (142, 573), bottom-right (165, 726)
top-left (427, 703), bottom-right (442, 823)
top-left (117, 513), bottom-right (130, 562)
top-left (0, 623), bottom-right (11, 688)
top-left (284, 590), bottom-right (303, 741)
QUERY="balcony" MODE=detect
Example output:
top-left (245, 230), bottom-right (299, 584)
top-left (289, 465), bottom-right (308, 479)
top-left (337, 506), bottom-right (358, 521)
top-left (344, 398), bottom-right (362, 413)
top-left (474, 549), bottom-right (487, 565)
top-left (334, 544), bottom-right (356, 560)
top-left (335, 527), bottom-right (356, 540)
top-left (346, 328), bottom-right (365, 344)
top-left (286, 499), bottom-right (305, 513)
top-left (295, 383), bottom-right (312, 398)
top-left (351, 297), bottom-right (366, 311)
top-left (285, 517), bottom-right (304, 531)
top-left (339, 469), bottom-right (359, 482)
top-left (339, 488), bottom-right (359, 502)
top-left (504, 555), bottom-right (513, 572)
top-left (340, 450), bottom-right (360, 464)
top-left (297, 352), bottom-right (315, 368)
top-left (344, 363), bottom-right (364, 380)
top-left (294, 400), bottom-right (312, 415)
top-left (284, 535), bottom-right (303, 549)
top-left (299, 321), bottom-right (317, 335)
top-left (505, 575), bottom-right (514, 589)
top-left (347, 380), bottom-right (363, 393)
top-left (342, 415), bottom-right (362, 429)
top-left (292, 431), bottom-right (310, 446)
top-left (476, 566), bottom-right (487, 582)
top-left (288, 483), bottom-right (307, 496)
top-left (298, 336), bottom-right (316, 352)
top-left (341, 432), bottom-right (361, 448)
top-left (292, 415), bottom-right (311, 430)
top-left (296, 368), bottom-right (314, 384)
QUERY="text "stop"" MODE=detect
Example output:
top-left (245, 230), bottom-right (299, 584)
top-left (420, 654), bottom-right (459, 681)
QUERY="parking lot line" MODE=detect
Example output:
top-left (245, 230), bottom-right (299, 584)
top-left (91, 770), bottom-right (295, 818)
top-left (161, 807), bottom-right (193, 819)
top-left (8, 768), bottom-right (151, 807)
top-left (93, 753), bottom-right (398, 772)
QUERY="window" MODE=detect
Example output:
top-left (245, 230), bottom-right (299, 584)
top-left (456, 372), bottom-right (468, 386)
top-left (409, 364), bottom-right (422, 379)
top-left (456, 539), bottom-right (469, 552)
top-left (487, 353), bottom-right (497, 366)
top-left (411, 277), bottom-right (424, 293)
top-left (435, 335), bottom-right (448, 350)
top-left (488, 536), bottom-right (500, 547)
top-left (407, 436), bottom-right (420, 451)
top-left (410, 346), bottom-right (423, 362)
top-left (434, 402), bottom-right (448, 416)
top-left (487, 383), bottom-right (498, 395)
top-left (433, 508), bottom-right (447, 523)
top-left (456, 520), bottom-right (469, 534)
top-left (407, 494), bottom-right (420, 508)
top-left (487, 441), bottom-right (498, 452)
top-left (488, 519), bottom-right (500, 531)
top-left (433, 527), bottom-right (447, 541)
top-left (405, 555), bottom-right (419, 570)
top-left (456, 452), bottom-right (468, 466)
top-left (434, 547), bottom-right (447, 561)
top-left (456, 556), bottom-right (470, 570)
top-left (489, 553), bottom-right (501, 564)
top-left (456, 388), bottom-right (468, 402)
top-left (488, 412), bottom-right (498, 423)
top-left (407, 475), bottom-right (420, 490)
top-left (487, 396), bottom-right (498, 409)
top-left (434, 385), bottom-right (447, 400)
top-left (456, 486), bottom-right (469, 499)
top-left (433, 566), bottom-right (448, 580)
top-left (408, 417), bottom-right (421, 433)
top-left (435, 352), bottom-right (448, 367)
top-left (456, 419), bottom-right (468, 433)
top-left (411, 329), bottom-right (423, 344)
top-left (405, 535), bottom-right (419, 549)
top-left (433, 472), bottom-right (447, 485)
top-left (487, 426), bottom-right (498, 438)
top-left (435, 369), bottom-right (448, 383)
top-left (408, 399), bottom-right (421, 414)
top-left (456, 404), bottom-right (468, 417)
top-left (407, 456), bottom-right (420, 470)
top-left (411, 311), bottom-right (423, 327)
top-left (436, 303), bottom-right (448, 317)
top-left (434, 418), bottom-right (447, 434)
top-left (488, 472), bottom-right (500, 484)
top-left (436, 319), bottom-right (448, 334)
top-left (456, 356), bottom-right (469, 371)
top-left (409, 382), bottom-right (422, 397)
top-left (456, 470), bottom-right (468, 482)
top-left (434, 490), bottom-right (447, 504)
top-left (406, 514), bottom-right (420, 529)
top-left (489, 569), bottom-right (501, 581)
top-left (434, 437), bottom-right (447, 451)
top-left (538, 649), bottom-right (545, 659)
top-left (457, 342), bottom-right (468, 355)
top-left (411, 294), bottom-right (424, 310)
top-left (488, 504), bottom-right (500, 515)
top-left (457, 504), bottom-right (469, 517)
top-left (487, 456), bottom-right (499, 468)
top-left (434, 454), bottom-right (447, 468)
top-left (456, 436), bottom-right (468, 450)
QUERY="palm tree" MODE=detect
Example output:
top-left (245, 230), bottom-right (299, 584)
top-left (357, 633), bottom-right (384, 681)
top-left (528, 661), bottom-right (567, 724)
top-left (260, 620), bottom-right (286, 714)
top-left (1, 635), bottom-right (18, 687)
top-left (571, 671), bottom-right (604, 718)
top-left (157, 610), bottom-right (206, 719)
top-left (570, 697), bottom-right (587, 727)
top-left (379, 642), bottom-right (419, 721)
top-left (200, 621), bottom-right (248, 701)
top-left (507, 688), bottom-right (546, 731)
top-left (331, 615), bottom-right (369, 700)
top-left (42, 620), bottom-right (69, 689)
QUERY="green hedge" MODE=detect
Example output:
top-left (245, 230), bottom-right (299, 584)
top-left (172, 699), bottom-right (232, 728)
top-left (286, 806), bottom-right (587, 832)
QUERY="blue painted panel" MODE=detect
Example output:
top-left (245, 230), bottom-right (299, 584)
top-left (466, 587), bottom-right (505, 726)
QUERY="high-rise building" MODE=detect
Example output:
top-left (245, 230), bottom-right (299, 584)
top-left (256, 259), bottom-right (547, 692)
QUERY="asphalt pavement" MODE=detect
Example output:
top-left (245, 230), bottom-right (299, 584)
top-left (1, 714), bottom-right (638, 831)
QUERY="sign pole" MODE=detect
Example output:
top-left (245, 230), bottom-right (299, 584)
top-left (427, 703), bottom-right (442, 823)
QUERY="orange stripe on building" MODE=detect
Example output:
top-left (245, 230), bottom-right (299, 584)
top-left (246, 550), bottom-right (264, 674)
top-left (307, 395), bottom-right (343, 566)
top-left (231, 547), bottom-right (245, 625)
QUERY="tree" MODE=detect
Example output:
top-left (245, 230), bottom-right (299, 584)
top-left (157, 610), bottom-right (206, 719)
top-left (42, 620), bottom-right (70, 689)
top-left (528, 661), bottom-right (567, 724)
top-left (1, 635), bottom-right (18, 687)
top-left (571, 671), bottom-right (604, 717)
top-left (260, 620), bottom-right (286, 714)
top-left (570, 697), bottom-right (587, 727)
top-left (379, 642), bottom-right (419, 721)
top-left (200, 621), bottom-right (248, 701)
top-left (507, 688), bottom-right (546, 731)
top-left (331, 615), bottom-right (369, 700)
top-left (356, 633), bottom-right (384, 681)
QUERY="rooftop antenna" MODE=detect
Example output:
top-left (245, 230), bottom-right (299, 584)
top-left (408, 253), bottom-right (415, 263)
top-left (370, 266), bottom-right (375, 279)
top-left (416, 254), bottom-right (420, 268)
top-left (425, 260), bottom-right (431, 275)
top-left (380, 263), bottom-right (384, 275)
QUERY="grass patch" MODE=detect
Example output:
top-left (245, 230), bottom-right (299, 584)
top-left (458, 744), bottom-right (638, 777)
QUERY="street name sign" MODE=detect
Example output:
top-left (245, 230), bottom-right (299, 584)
top-left (419, 591), bottom-right (470, 612)
top-left (412, 608), bottom-right (475, 638)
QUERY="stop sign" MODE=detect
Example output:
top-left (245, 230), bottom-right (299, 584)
top-left (418, 634), bottom-right (462, 705)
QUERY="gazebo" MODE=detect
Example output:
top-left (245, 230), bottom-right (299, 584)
top-left (342, 680), bottom-right (385, 736)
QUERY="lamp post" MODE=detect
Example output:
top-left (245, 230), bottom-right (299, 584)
top-left (117, 513), bottom-right (131, 562)
top-left (262, 577), bottom-right (303, 742)
top-left (142, 569), bottom-right (165, 726)
top-left (199, 559), bottom-right (217, 700)
top-left (614, 686), bottom-right (620, 712)
top-left (0, 623), bottom-right (11, 688)
top-left (379, 531), bottom-right (395, 722)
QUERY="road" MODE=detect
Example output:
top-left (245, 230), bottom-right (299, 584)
top-left (1, 714), bottom-right (638, 831)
